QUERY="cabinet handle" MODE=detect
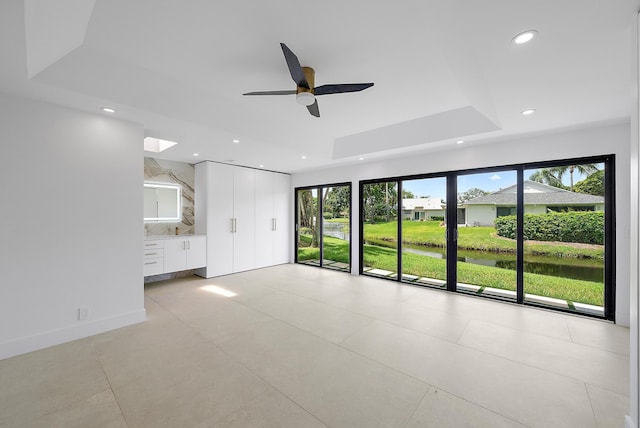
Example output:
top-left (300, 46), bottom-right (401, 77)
top-left (274, 218), bottom-right (277, 231)
top-left (145, 252), bottom-right (158, 256)
top-left (144, 262), bottom-right (157, 265)
top-left (234, 218), bottom-right (237, 233)
top-left (145, 243), bottom-right (158, 247)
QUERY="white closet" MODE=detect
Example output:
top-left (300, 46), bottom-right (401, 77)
top-left (195, 161), bottom-right (290, 278)
top-left (254, 170), bottom-right (291, 268)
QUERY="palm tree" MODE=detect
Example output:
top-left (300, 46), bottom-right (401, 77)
top-left (529, 164), bottom-right (599, 192)
top-left (528, 169), bottom-right (564, 189)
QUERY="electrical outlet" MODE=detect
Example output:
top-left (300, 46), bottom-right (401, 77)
top-left (78, 307), bottom-right (90, 321)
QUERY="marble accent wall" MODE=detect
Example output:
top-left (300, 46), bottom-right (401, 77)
top-left (144, 157), bottom-right (195, 236)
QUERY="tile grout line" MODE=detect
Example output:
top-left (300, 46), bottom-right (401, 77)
top-left (583, 381), bottom-right (600, 427)
top-left (331, 323), bottom-right (534, 425)
top-left (145, 285), bottom-right (331, 427)
top-left (88, 339), bottom-right (132, 428)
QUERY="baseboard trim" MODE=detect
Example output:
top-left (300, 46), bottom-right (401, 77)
top-left (0, 308), bottom-right (146, 360)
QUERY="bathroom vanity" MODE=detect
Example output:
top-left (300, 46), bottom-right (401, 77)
top-left (143, 235), bottom-right (206, 277)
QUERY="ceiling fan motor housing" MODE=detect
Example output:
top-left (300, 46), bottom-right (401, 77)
top-left (296, 67), bottom-right (316, 106)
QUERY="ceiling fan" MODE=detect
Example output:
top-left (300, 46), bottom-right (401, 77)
top-left (242, 43), bottom-right (374, 117)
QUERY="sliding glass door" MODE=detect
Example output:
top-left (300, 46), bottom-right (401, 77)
top-left (358, 155), bottom-right (614, 320)
top-left (456, 170), bottom-right (518, 301)
top-left (322, 185), bottom-right (351, 271)
top-left (296, 184), bottom-right (351, 272)
top-left (362, 181), bottom-right (398, 278)
top-left (400, 177), bottom-right (447, 287)
top-left (523, 161), bottom-right (608, 316)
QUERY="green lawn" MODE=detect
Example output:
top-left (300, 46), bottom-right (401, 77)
top-left (362, 244), bottom-right (602, 306)
top-left (297, 233), bottom-right (603, 306)
top-left (364, 220), bottom-right (604, 260)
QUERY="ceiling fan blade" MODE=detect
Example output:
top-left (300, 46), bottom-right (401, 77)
top-left (314, 83), bottom-right (374, 96)
top-left (243, 90), bottom-right (297, 96)
top-left (280, 43), bottom-right (309, 89)
top-left (307, 99), bottom-right (320, 117)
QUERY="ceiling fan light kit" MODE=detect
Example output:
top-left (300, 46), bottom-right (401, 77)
top-left (243, 43), bottom-right (374, 117)
top-left (296, 91), bottom-right (315, 106)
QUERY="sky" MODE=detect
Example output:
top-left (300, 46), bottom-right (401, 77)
top-left (402, 164), bottom-right (603, 201)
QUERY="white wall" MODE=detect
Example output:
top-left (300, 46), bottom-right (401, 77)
top-left (0, 93), bottom-right (146, 359)
top-left (292, 122), bottom-right (631, 326)
top-left (465, 205), bottom-right (496, 226)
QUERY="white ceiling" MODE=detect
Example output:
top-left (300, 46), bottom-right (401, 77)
top-left (0, 0), bottom-right (637, 173)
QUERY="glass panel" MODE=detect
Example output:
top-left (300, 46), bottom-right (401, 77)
top-left (322, 185), bottom-right (351, 271)
top-left (296, 188), bottom-right (320, 265)
top-left (362, 181), bottom-right (398, 279)
top-left (523, 163), bottom-right (605, 316)
top-left (400, 177), bottom-right (447, 287)
top-left (457, 171), bottom-right (517, 300)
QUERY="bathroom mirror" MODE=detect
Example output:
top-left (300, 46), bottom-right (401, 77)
top-left (144, 182), bottom-right (182, 222)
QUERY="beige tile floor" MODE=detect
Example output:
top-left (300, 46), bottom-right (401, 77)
top-left (0, 264), bottom-right (630, 427)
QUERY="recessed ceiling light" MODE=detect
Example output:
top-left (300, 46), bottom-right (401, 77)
top-left (512, 30), bottom-right (537, 45)
top-left (301, 155), bottom-right (307, 159)
top-left (232, 139), bottom-right (240, 144)
top-left (102, 107), bottom-right (116, 113)
top-left (144, 137), bottom-right (178, 153)
top-left (359, 157), bottom-right (365, 161)
top-left (259, 164), bottom-right (264, 168)
top-left (456, 140), bottom-right (464, 144)
top-left (193, 153), bottom-right (199, 157)
top-left (521, 109), bottom-right (536, 115)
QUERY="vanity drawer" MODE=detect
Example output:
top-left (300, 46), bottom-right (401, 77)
top-left (144, 240), bottom-right (164, 249)
top-left (144, 248), bottom-right (164, 258)
top-left (144, 258), bottom-right (164, 276)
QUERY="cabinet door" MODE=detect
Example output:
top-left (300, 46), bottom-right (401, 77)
top-left (207, 163), bottom-right (235, 277)
top-left (233, 167), bottom-right (255, 272)
top-left (185, 236), bottom-right (207, 269)
top-left (254, 170), bottom-right (274, 268)
top-left (273, 173), bottom-right (291, 264)
top-left (163, 239), bottom-right (187, 273)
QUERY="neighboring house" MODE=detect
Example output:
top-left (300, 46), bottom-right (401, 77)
top-left (402, 197), bottom-right (445, 220)
top-left (462, 181), bottom-right (605, 226)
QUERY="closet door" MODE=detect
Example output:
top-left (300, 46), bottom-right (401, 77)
top-left (254, 170), bottom-right (275, 268)
top-left (273, 173), bottom-right (291, 264)
top-left (232, 167), bottom-right (255, 272)
top-left (207, 163), bottom-right (235, 277)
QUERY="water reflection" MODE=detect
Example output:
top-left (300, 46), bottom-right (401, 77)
top-left (323, 221), bottom-right (350, 241)
top-left (401, 244), bottom-right (603, 282)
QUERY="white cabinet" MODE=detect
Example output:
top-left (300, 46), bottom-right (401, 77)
top-left (163, 236), bottom-right (207, 273)
top-left (232, 167), bottom-right (255, 272)
top-left (143, 240), bottom-right (164, 276)
top-left (255, 170), bottom-right (290, 268)
top-left (143, 236), bottom-right (206, 276)
top-left (195, 162), bottom-right (290, 278)
top-left (273, 172), bottom-right (291, 264)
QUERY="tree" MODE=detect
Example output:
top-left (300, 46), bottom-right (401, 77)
top-left (402, 189), bottom-right (415, 199)
top-left (529, 169), bottom-right (566, 189)
top-left (298, 189), bottom-right (319, 247)
top-left (324, 186), bottom-right (350, 218)
top-left (530, 164), bottom-right (599, 192)
top-left (458, 187), bottom-right (489, 203)
top-left (363, 182), bottom-right (398, 223)
top-left (574, 169), bottom-right (605, 196)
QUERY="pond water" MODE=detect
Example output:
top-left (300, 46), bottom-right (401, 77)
top-left (323, 221), bottom-right (350, 241)
top-left (401, 244), bottom-right (604, 283)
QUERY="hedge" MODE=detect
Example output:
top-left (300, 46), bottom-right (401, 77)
top-left (494, 211), bottom-right (604, 245)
